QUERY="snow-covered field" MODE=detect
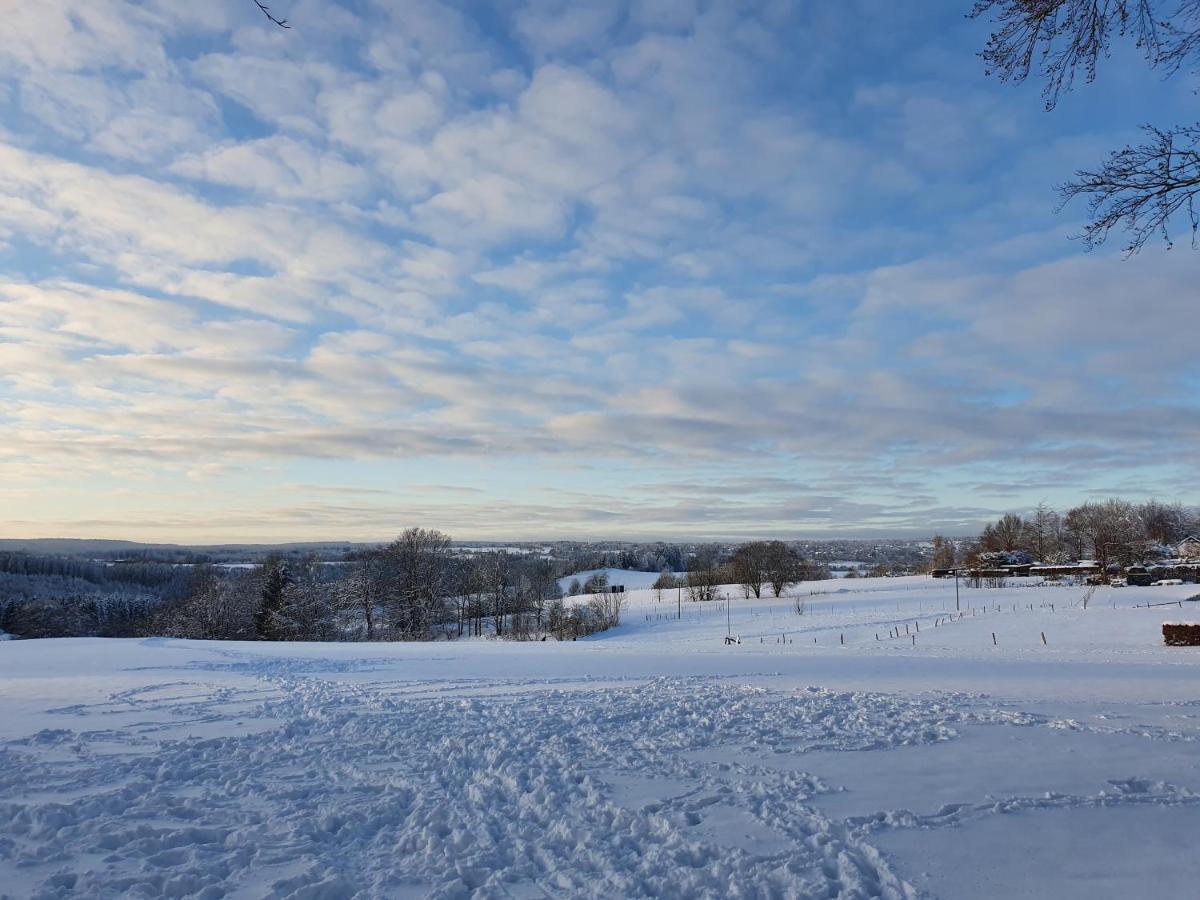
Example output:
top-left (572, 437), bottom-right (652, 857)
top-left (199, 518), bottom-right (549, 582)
top-left (556, 567), bottom-right (675, 593)
top-left (3, 576), bottom-right (1200, 899)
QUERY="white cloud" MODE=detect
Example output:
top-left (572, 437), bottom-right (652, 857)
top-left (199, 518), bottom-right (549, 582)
top-left (172, 136), bottom-right (369, 201)
top-left (0, 0), bottom-right (1196, 539)
top-left (514, 0), bottom-right (622, 57)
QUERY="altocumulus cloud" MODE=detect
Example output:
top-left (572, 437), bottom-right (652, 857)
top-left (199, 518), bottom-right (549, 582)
top-left (0, 0), bottom-right (1196, 542)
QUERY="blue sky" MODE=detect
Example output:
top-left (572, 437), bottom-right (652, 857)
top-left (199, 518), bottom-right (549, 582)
top-left (0, 0), bottom-right (1197, 542)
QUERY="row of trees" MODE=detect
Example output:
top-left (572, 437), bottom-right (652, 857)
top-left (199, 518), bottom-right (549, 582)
top-left (1, 592), bottom-right (160, 640)
top-left (644, 542), bottom-right (831, 604)
top-left (560, 543), bottom-right (691, 577)
top-left (152, 529), bottom-right (574, 642)
top-left (0, 533), bottom-right (845, 640)
top-left (0, 552), bottom-right (193, 594)
top-left (954, 499), bottom-right (1198, 572)
top-left (727, 541), bottom-right (831, 598)
top-left (4, 529), bottom-right (617, 643)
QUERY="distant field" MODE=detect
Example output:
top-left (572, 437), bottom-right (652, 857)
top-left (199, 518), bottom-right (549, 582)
top-left (556, 566), bottom-right (679, 592)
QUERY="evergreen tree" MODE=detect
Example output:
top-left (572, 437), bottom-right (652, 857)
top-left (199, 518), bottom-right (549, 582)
top-left (255, 559), bottom-right (289, 640)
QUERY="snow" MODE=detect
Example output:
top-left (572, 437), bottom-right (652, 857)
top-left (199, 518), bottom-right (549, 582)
top-left (2, 575), bottom-right (1200, 898)
top-left (556, 567), bottom-right (675, 592)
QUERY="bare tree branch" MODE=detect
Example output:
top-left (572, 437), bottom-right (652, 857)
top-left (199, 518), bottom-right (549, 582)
top-left (251, 0), bottom-right (291, 29)
top-left (1059, 123), bottom-right (1200, 252)
top-left (973, 1), bottom-right (1200, 251)
top-left (970, 1), bottom-right (1162, 109)
top-left (1157, 0), bottom-right (1200, 72)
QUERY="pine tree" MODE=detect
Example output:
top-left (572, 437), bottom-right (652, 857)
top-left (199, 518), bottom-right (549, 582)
top-left (255, 559), bottom-right (289, 640)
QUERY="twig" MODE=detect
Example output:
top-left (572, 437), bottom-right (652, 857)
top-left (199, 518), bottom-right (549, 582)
top-left (252, 0), bottom-right (291, 28)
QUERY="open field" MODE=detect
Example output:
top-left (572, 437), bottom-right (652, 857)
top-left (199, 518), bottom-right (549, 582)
top-left (3, 576), bottom-right (1199, 899)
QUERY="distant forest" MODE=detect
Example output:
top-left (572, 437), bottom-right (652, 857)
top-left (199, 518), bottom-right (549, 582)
top-left (0, 534), bottom-right (869, 642)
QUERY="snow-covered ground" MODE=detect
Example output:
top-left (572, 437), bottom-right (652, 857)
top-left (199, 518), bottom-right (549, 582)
top-left (556, 567), bottom-right (675, 593)
top-left (3, 576), bottom-right (1200, 899)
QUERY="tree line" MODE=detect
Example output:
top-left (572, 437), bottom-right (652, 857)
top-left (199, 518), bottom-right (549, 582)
top-left (1, 529), bottom-right (635, 643)
top-left (933, 499), bottom-right (1198, 573)
top-left (1, 532), bottom-right (841, 641)
top-left (640, 542), bottom-right (832, 604)
top-left (154, 528), bottom-right (604, 642)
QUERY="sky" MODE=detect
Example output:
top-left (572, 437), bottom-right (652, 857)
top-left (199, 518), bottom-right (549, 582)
top-left (0, 0), bottom-right (1197, 544)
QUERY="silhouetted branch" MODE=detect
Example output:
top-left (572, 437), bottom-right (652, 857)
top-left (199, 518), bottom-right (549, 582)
top-left (251, 0), bottom-right (290, 28)
top-left (1059, 123), bottom-right (1200, 252)
top-left (973, 1), bottom-right (1200, 251)
top-left (970, 1), bottom-right (1161, 109)
top-left (1158, 0), bottom-right (1200, 72)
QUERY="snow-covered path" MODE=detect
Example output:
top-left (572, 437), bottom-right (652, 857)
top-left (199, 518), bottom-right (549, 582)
top-left (3, 576), bottom-right (1200, 898)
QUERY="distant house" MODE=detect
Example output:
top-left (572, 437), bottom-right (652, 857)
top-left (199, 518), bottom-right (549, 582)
top-left (1177, 536), bottom-right (1200, 560)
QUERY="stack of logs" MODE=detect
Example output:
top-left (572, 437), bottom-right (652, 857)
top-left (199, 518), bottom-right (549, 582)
top-left (1163, 623), bottom-right (1200, 646)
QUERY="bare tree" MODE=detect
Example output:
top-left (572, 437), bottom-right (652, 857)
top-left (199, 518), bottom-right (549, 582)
top-left (762, 541), bottom-right (799, 596)
top-left (483, 551), bottom-right (511, 637)
top-left (930, 534), bottom-right (957, 571)
top-left (686, 549), bottom-right (723, 603)
top-left (582, 572), bottom-right (609, 595)
top-left (380, 528), bottom-right (452, 640)
top-left (652, 569), bottom-right (676, 602)
top-left (1064, 498), bottom-right (1148, 572)
top-left (731, 542), bottom-right (769, 599)
top-left (341, 555), bottom-right (387, 641)
top-left (455, 557), bottom-right (487, 637)
top-left (973, 0), bottom-right (1200, 251)
top-left (587, 590), bottom-right (625, 629)
top-left (1062, 125), bottom-right (1200, 251)
top-left (165, 566), bottom-right (257, 640)
top-left (1030, 502), bottom-right (1063, 562)
top-left (1138, 499), bottom-right (1191, 544)
top-left (524, 559), bottom-right (561, 633)
top-left (979, 512), bottom-right (1029, 554)
top-left (795, 557), bottom-right (832, 581)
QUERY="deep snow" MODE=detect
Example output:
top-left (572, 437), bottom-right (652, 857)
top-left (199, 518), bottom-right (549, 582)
top-left (2, 575), bottom-right (1199, 899)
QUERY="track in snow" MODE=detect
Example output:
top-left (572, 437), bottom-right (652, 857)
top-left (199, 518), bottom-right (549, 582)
top-left (4, 643), bottom-right (1199, 899)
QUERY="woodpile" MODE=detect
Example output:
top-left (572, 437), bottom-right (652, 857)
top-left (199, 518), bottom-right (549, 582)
top-left (1163, 623), bottom-right (1200, 646)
